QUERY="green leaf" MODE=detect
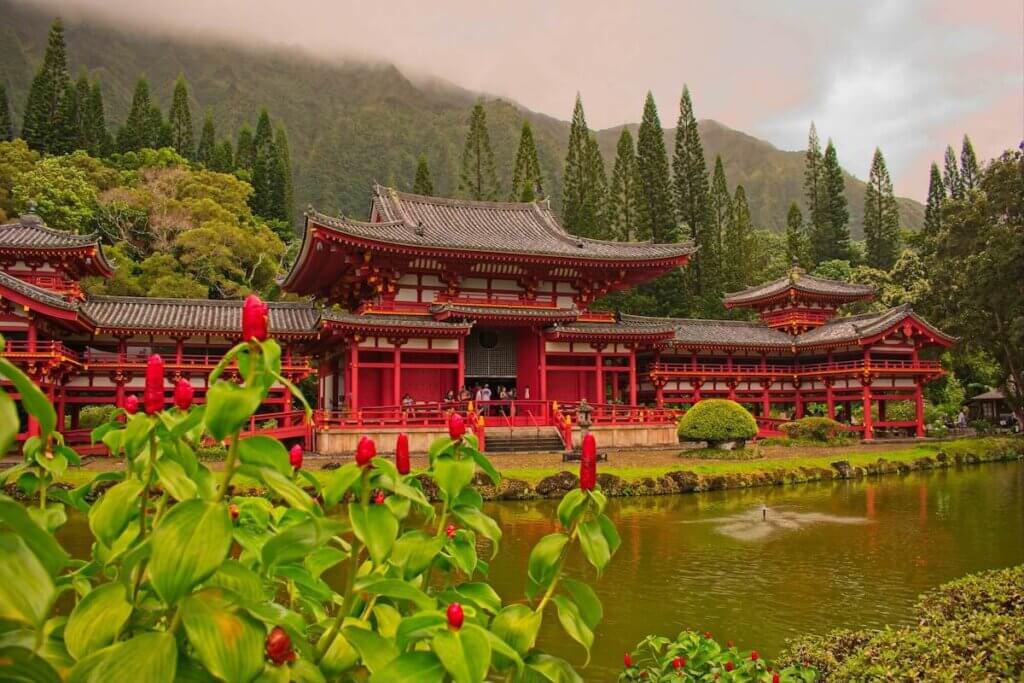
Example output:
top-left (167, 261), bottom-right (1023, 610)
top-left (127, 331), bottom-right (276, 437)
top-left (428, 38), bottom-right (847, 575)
top-left (450, 535), bottom-right (478, 576)
top-left (466, 447), bottom-right (500, 486)
top-left (261, 516), bottom-right (343, 570)
top-left (0, 533), bottom-right (54, 628)
top-left (577, 520), bottom-right (611, 574)
top-left (525, 533), bottom-right (568, 599)
top-left (482, 628), bottom-right (524, 674)
top-left (149, 499), bottom-right (232, 605)
top-left (427, 437), bottom-right (456, 464)
top-left (322, 462), bottom-right (362, 507)
top-left (551, 596), bottom-right (593, 665)
top-left (88, 631), bottom-right (177, 683)
top-left (304, 546), bottom-right (347, 579)
top-left (454, 582), bottom-right (502, 615)
top-left (371, 651), bottom-right (446, 683)
top-left (87, 479), bottom-right (143, 547)
top-left (523, 653), bottom-right (583, 683)
top-left (182, 589), bottom-right (265, 683)
top-left (597, 513), bottom-right (621, 555)
top-left (433, 457), bottom-right (475, 501)
top-left (342, 625), bottom-right (399, 674)
top-left (373, 604), bottom-right (402, 639)
top-left (205, 562), bottom-right (267, 602)
top-left (204, 382), bottom-right (263, 441)
top-left (0, 391), bottom-right (18, 455)
top-left (395, 612), bottom-right (447, 649)
top-left (357, 577), bottom-right (435, 610)
top-left (65, 583), bottom-right (132, 660)
top-left (561, 578), bottom-right (602, 629)
top-left (251, 466), bottom-right (316, 513)
top-left (317, 619), bottom-right (361, 678)
top-left (432, 624), bottom-right (491, 683)
top-left (0, 357), bottom-right (55, 437)
top-left (391, 530), bottom-right (444, 579)
top-left (238, 436), bottom-right (290, 476)
top-left (154, 457), bottom-right (198, 501)
top-left (556, 489), bottom-right (587, 529)
top-left (0, 496), bottom-right (69, 575)
top-left (0, 646), bottom-right (62, 683)
top-left (451, 505), bottom-right (501, 557)
top-left (491, 604), bottom-right (542, 656)
top-left (349, 502), bottom-right (399, 565)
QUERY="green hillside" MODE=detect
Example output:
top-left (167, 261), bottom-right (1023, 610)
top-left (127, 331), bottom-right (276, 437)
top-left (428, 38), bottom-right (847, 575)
top-left (0, 0), bottom-right (923, 236)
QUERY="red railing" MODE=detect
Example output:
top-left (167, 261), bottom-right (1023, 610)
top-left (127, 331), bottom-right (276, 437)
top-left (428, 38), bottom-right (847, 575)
top-left (555, 401), bottom-right (680, 426)
top-left (649, 359), bottom-right (942, 377)
top-left (2, 340), bottom-right (81, 361)
top-left (82, 350), bottom-right (312, 372)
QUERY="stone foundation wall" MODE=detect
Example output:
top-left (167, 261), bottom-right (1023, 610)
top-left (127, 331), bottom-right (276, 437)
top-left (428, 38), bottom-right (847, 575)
top-left (316, 427), bottom-right (449, 455)
top-left (575, 425), bottom-right (679, 449)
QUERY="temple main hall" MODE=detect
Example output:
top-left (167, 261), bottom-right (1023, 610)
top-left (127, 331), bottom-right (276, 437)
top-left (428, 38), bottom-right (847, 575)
top-left (0, 185), bottom-right (954, 453)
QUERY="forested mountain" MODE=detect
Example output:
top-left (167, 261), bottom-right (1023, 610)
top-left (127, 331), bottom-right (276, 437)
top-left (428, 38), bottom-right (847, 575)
top-left (0, 0), bottom-right (923, 236)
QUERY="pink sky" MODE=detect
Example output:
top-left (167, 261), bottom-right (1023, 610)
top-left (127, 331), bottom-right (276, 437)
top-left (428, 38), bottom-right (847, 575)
top-left (32, 0), bottom-right (1023, 199)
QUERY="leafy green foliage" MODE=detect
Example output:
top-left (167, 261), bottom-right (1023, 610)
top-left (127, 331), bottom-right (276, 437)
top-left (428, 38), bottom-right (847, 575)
top-left (458, 103), bottom-right (499, 201)
top-left (778, 417), bottom-right (854, 443)
top-left (678, 399), bottom-right (758, 445)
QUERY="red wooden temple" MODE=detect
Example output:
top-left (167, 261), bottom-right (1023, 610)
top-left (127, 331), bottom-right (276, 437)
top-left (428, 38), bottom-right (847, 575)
top-left (0, 186), bottom-right (954, 454)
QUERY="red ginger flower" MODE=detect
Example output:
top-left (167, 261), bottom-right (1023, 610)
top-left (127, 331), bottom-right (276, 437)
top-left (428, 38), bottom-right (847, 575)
top-left (751, 650), bottom-right (760, 661)
top-left (356, 436), bottom-right (376, 467)
top-left (289, 444), bottom-right (303, 469)
top-left (124, 395), bottom-right (139, 414)
top-left (265, 626), bottom-right (295, 665)
top-left (242, 294), bottom-right (269, 342)
top-left (144, 354), bottom-right (165, 414)
top-left (579, 432), bottom-right (597, 490)
top-left (373, 490), bottom-right (386, 505)
top-left (773, 673), bottom-right (781, 683)
top-left (623, 653), bottom-right (632, 668)
top-left (395, 433), bottom-right (410, 475)
top-left (446, 602), bottom-right (464, 630)
top-left (173, 378), bottom-right (193, 411)
top-left (229, 503), bottom-right (240, 522)
top-left (446, 524), bottom-right (457, 539)
top-left (448, 413), bottom-right (466, 440)
top-left (672, 656), bottom-right (684, 670)
top-left (725, 661), bottom-right (734, 672)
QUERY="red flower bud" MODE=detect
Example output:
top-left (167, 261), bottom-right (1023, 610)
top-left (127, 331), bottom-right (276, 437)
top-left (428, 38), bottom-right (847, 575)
top-left (751, 650), bottom-right (760, 661)
top-left (373, 490), bottom-right (386, 505)
top-left (446, 602), bottom-right (464, 630)
top-left (242, 294), bottom-right (270, 342)
top-left (772, 673), bottom-right (781, 683)
top-left (173, 378), bottom-right (193, 411)
top-left (395, 433), bottom-right (410, 475)
top-left (356, 436), bottom-right (376, 467)
top-left (144, 354), bottom-right (165, 414)
top-left (727, 640), bottom-right (734, 648)
top-left (446, 524), bottom-right (457, 539)
top-left (265, 626), bottom-right (295, 665)
top-left (725, 661), bottom-right (734, 672)
top-left (229, 503), bottom-right (239, 522)
top-left (672, 656), bottom-right (684, 670)
top-left (124, 395), bottom-right (139, 414)
top-left (623, 653), bottom-right (632, 668)
top-left (448, 413), bottom-right (466, 440)
top-left (579, 432), bottom-right (597, 490)
top-left (289, 444), bottom-right (303, 469)
top-left (704, 631), bottom-right (713, 640)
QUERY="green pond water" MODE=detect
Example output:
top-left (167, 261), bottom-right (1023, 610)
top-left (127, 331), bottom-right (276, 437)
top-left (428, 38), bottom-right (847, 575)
top-left (55, 462), bottom-right (1024, 681)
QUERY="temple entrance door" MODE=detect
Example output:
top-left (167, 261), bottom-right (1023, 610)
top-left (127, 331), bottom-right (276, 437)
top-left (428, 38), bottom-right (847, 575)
top-left (463, 327), bottom-right (544, 425)
top-left (464, 328), bottom-right (517, 415)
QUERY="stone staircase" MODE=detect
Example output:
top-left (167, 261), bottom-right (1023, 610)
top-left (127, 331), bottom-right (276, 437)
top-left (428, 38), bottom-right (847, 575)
top-left (485, 427), bottom-right (565, 453)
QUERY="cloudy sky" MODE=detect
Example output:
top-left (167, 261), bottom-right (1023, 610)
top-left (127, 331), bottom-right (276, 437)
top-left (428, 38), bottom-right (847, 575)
top-left (38, 0), bottom-right (1022, 198)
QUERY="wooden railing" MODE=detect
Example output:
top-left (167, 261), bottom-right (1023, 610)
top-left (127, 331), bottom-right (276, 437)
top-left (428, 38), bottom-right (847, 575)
top-left (649, 358), bottom-right (942, 377)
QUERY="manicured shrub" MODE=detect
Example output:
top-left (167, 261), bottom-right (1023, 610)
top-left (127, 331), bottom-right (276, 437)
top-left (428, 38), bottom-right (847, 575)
top-left (77, 403), bottom-right (117, 429)
top-left (971, 419), bottom-right (995, 435)
top-left (778, 417), bottom-right (852, 443)
top-left (678, 399), bottom-right (758, 447)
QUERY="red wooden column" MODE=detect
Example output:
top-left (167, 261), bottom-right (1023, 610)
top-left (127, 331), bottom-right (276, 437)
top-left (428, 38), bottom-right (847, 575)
top-left (628, 348), bottom-right (637, 406)
top-left (393, 343), bottom-right (402, 406)
top-left (914, 380), bottom-right (925, 437)
top-left (175, 337), bottom-right (185, 364)
top-left (317, 358), bottom-right (328, 411)
top-left (862, 381), bottom-right (874, 441)
top-left (457, 336), bottom-right (465, 391)
top-left (539, 335), bottom-right (548, 405)
top-left (825, 379), bottom-right (835, 419)
top-left (761, 380), bottom-right (771, 417)
top-left (594, 344), bottom-right (605, 404)
top-left (27, 315), bottom-right (37, 352)
top-left (794, 382), bottom-right (804, 418)
top-left (350, 340), bottom-right (360, 411)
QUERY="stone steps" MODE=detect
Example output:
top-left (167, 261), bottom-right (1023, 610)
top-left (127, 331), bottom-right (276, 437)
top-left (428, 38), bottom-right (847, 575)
top-left (485, 428), bottom-right (565, 453)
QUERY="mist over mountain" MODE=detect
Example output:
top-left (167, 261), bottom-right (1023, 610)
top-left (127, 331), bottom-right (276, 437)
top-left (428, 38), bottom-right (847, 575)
top-left (0, 0), bottom-right (923, 236)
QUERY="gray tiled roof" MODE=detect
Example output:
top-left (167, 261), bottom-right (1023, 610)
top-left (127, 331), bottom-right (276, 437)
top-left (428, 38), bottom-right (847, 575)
top-left (304, 186), bottom-right (693, 262)
top-left (793, 304), bottom-right (953, 347)
top-left (0, 216), bottom-right (102, 249)
top-left (725, 269), bottom-right (874, 306)
top-left (81, 297), bottom-right (320, 334)
top-left (0, 271), bottom-right (78, 311)
top-left (322, 310), bottom-right (472, 332)
top-left (431, 302), bottom-right (579, 320)
top-left (670, 317), bottom-right (794, 348)
top-left (547, 314), bottom-right (677, 339)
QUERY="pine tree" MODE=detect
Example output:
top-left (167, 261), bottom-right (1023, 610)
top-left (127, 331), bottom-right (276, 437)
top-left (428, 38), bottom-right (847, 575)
top-left (923, 162), bottom-right (945, 239)
top-left (0, 84), bottom-right (13, 142)
top-left (168, 76), bottom-right (194, 159)
top-left (195, 110), bottom-right (216, 166)
top-left (457, 103), bottom-right (499, 201)
top-left (235, 125), bottom-right (255, 171)
top-left (722, 184), bottom-right (753, 291)
top-left (635, 92), bottom-right (675, 244)
top-left (584, 134), bottom-right (610, 238)
top-left (803, 122), bottom-right (826, 261)
top-left (509, 121), bottom-right (543, 201)
top-left (274, 125), bottom-right (294, 224)
top-left (960, 134), bottom-right (980, 192)
top-left (863, 147), bottom-right (900, 270)
top-left (251, 109), bottom-right (276, 216)
top-left (82, 78), bottom-right (108, 156)
top-left (211, 140), bottom-right (235, 173)
top-left (705, 155), bottom-right (731, 291)
top-left (814, 139), bottom-right (851, 263)
top-left (561, 95), bottom-right (604, 236)
top-left (120, 78), bottom-right (157, 152)
top-left (608, 128), bottom-right (641, 241)
top-left (413, 154), bottom-right (434, 195)
top-left (785, 202), bottom-right (808, 267)
top-left (671, 85), bottom-right (712, 307)
top-left (22, 19), bottom-right (72, 154)
top-left (63, 71), bottom-right (90, 152)
top-left (942, 145), bottom-right (963, 200)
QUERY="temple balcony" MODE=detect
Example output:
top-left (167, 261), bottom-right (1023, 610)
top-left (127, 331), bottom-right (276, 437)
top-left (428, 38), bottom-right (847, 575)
top-left (648, 358), bottom-right (943, 380)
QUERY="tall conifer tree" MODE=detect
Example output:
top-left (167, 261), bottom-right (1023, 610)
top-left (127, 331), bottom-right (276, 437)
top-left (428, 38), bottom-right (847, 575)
top-left (785, 202), bottom-right (808, 267)
top-left (608, 128), bottom-right (641, 241)
top-left (813, 139), bottom-right (851, 262)
top-left (863, 147), bottom-right (900, 270)
top-left (235, 125), bottom-right (255, 171)
top-left (705, 155), bottom-right (731, 291)
top-left (0, 84), bottom-right (13, 142)
top-left (803, 122), bottom-right (826, 260)
top-left (942, 145), bottom-right (963, 200)
top-left (120, 78), bottom-right (157, 152)
top-left (413, 154), bottom-right (434, 195)
top-left (959, 134), bottom-right (980, 192)
top-left (196, 111), bottom-right (216, 166)
top-left (510, 121), bottom-right (543, 201)
top-left (63, 72), bottom-right (90, 152)
top-left (81, 78), bottom-right (108, 156)
top-left (211, 140), bottom-right (234, 173)
top-left (22, 19), bottom-right (72, 154)
top-left (251, 109), bottom-right (277, 216)
top-left (923, 162), bottom-right (945, 240)
top-left (562, 95), bottom-right (603, 236)
top-left (722, 184), bottom-right (752, 291)
top-left (457, 103), bottom-right (499, 201)
top-left (671, 86), bottom-right (712, 305)
top-left (273, 124), bottom-right (294, 224)
top-left (168, 76), bottom-right (194, 159)
top-left (584, 134), bottom-right (610, 238)
top-left (635, 92), bottom-right (674, 244)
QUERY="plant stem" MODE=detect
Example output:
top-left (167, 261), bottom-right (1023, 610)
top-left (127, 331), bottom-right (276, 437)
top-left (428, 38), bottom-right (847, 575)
top-left (131, 431), bottom-right (159, 603)
top-left (534, 524), bottom-right (579, 615)
top-left (168, 607), bottom-right (182, 635)
top-left (215, 432), bottom-right (241, 502)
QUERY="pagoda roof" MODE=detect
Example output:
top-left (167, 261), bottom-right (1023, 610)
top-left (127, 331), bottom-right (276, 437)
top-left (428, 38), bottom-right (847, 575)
top-left (545, 314), bottom-right (677, 342)
top-left (0, 271), bottom-right (79, 312)
top-left (669, 317), bottom-right (795, 349)
top-left (322, 310), bottom-right (472, 336)
top-left (431, 302), bottom-right (579, 324)
top-left (724, 268), bottom-right (874, 308)
top-left (80, 297), bottom-right (320, 337)
top-left (0, 215), bottom-right (113, 276)
top-left (794, 304), bottom-right (955, 349)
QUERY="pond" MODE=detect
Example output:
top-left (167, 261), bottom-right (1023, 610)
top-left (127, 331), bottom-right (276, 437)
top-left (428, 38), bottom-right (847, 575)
top-left (54, 461), bottom-right (1024, 681)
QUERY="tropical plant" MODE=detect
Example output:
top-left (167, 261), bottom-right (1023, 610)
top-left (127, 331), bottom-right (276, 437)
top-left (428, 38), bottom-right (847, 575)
top-left (0, 297), bottom-right (619, 682)
top-left (778, 417), bottom-right (852, 443)
top-left (678, 399), bottom-right (758, 448)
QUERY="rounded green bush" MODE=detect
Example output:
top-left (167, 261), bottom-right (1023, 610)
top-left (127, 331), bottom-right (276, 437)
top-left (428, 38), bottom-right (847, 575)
top-left (678, 399), bottom-right (757, 445)
top-left (78, 404), bottom-right (118, 429)
top-left (779, 416), bottom-right (849, 442)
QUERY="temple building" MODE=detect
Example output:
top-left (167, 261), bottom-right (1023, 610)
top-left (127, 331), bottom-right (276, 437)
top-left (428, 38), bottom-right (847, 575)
top-left (0, 186), bottom-right (955, 454)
